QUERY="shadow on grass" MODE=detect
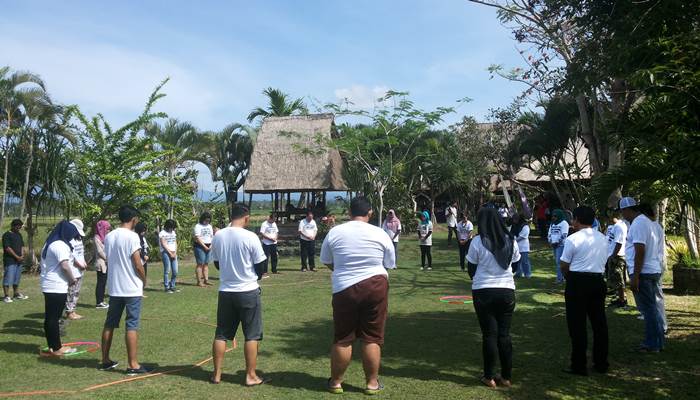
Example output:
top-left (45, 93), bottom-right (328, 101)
top-left (1, 317), bottom-right (44, 337)
top-left (0, 341), bottom-right (42, 353)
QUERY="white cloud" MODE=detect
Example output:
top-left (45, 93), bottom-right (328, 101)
top-left (334, 84), bottom-right (390, 109)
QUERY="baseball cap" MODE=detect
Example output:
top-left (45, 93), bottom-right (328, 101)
top-left (616, 197), bottom-right (637, 210)
top-left (70, 219), bottom-right (86, 237)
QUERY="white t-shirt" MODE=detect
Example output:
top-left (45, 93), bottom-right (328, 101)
top-left (419, 222), bottom-right (433, 246)
top-left (105, 227), bottom-right (143, 297)
top-left (467, 236), bottom-right (520, 290)
top-left (69, 238), bottom-right (86, 278)
top-left (299, 219), bottom-right (318, 241)
top-left (211, 227), bottom-right (267, 292)
top-left (548, 221), bottom-right (569, 245)
top-left (381, 221), bottom-right (402, 243)
top-left (606, 220), bottom-right (627, 257)
top-left (456, 220), bottom-right (473, 241)
top-left (652, 221), bottom-right (666, 271)
top-left (445, 206), bottom-right (458, 227)
top-left (625, 214), bottom-right (662, 275)
top-left (560, 228), bottom-right (608, 273)
top-left (514, 224), bottom-right (530, 253)
top-left (159, 230), bottom-right (177, 253)
top-left (40, 241), bottom-right (73, 294)
top-left (260, 220), bottom-right (279, 245)
top-left (194, 223), bottom-right (214, 245)
top-left (320, 221), bottom-right (394, 294)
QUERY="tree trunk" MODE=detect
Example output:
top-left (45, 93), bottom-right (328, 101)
top-left (25, 200), bottom-right (38, 271)
top-left (575, 95), bottom-right (603, 176)
top-left (377, 185), bottom-right (385, 225)
top-left (549, 174), bottom-right (566, 209)
top-left (657, 198), bottom-right (668, 230)
top-left (20, 129), bottom-right (35, 219)
top-left (681, 202), bottom-right (699, 259)
top-left (1, 114), bottom-right (13, 230)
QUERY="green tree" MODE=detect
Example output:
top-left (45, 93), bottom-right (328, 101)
top-left (247, 87), bottom-right (308, 124)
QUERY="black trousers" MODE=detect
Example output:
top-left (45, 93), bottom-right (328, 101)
top-left (565, 271), bottom-right (609, 372)
top-left (420, 245), bottom-right (432, 268)
top-left (458, 240), bottom-right (471, 270)
top-left (300, 240), bottom-right (315, 270)
top-left (44, 292), bottom-right (67, 351)
top-left (95, 270), bottom-right (108, 305)
top-left (263, 243), bottom-right (278, 273)
top-left (447, 226), bottom-right (457, 244)
top-left (473, 288), bottom-right (515, 380)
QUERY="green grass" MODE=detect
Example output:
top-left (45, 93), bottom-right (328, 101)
top-left (1, 229), bottom-right (699, 399)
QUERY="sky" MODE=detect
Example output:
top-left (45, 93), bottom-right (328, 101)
top-left (0, 0), bottom-right (528, 193)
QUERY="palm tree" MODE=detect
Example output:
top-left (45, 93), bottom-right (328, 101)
top-left (0, 66), bottom-right (46, 228)
top-left (247, 87), bottom-right (308, 123)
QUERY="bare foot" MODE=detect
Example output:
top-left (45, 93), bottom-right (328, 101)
top-left (53, 346), bottom-right (77, 356)
top-left (66, 312), bottom-right (83, 320)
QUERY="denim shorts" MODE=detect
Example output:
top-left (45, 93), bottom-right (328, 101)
top-left (3, 263), bottom-right (22, 286)
top-left (104, 296), bottom-right (142, 331)
top-left (194, 246), bottom-right (211, 264)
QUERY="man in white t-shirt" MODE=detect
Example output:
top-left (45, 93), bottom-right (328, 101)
top-left (194, 211), bottom-right (214, 286)
top-left (99, 205), bottom-right (151, 375)
top-left (260, 213), bottom-right (279, 275)
top-left (65, 219), bottom-right (88, 320)
top-left (445, 202), bottom-right (458, 246)
top-left (638, 203), bottom-right (668, 335)
top-left (456, 212), bottom-right (473, 271)
top-left (320, 197), bottom-right (395, 395)
top-left (210, 204), bottom-right (268, 386)
top-left (619, 197), bottom-right (664, 352)
top-left (559, 206), bottom-right (609, 376)
top-left (298, 211), bottom-right (318, 272)
top-left (605, 210), bottom-right (628, 307)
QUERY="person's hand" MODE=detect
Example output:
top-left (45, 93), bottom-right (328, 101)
top-left (16, 255), bottom-right (24, 262)
top-left (631, 274), bottom-right (640, 293)
top-left (144, 256), bottom-right (149, 262)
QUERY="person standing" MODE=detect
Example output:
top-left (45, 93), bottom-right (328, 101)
top-left (418, 211), bottom-right (433, 271)
top-left (619, 197), bottom-right (664, 352)
top-left (94, 220), bottom-right (111, 309)
top-left (605, 211), bottom-right (628, 307)
top-left (260, 213), bottom-right (279, 275)
top-left (445, 202), bottom-right (458, 246)
top-left (535, 197), bottom-right (550, 239)
top-left (639, 203), bottom-right (668, 334)
top-left (548, 209), bottom-right (570, 283)
top-left (194, 212), bottom-right (214, 286)
top-left (559, 206), bottom-right (609, 376)
top-left (159, 219), bottom-right (179, 293)
top-left (456, 213), bottom-right (474, 272)
top-left (3, 219), bottom-right (28, 303)
top-left (209, 204), bottom-right (268, 386)
top-left (65, 219), bottom-right (87, 320)
top-left (466, 207), bottom-right (520, 388)
top-left (381, 210), bottom-right (402, 266)
top-left (40, 221), bottom-right (80, 356)
top-left (99, 205), bottom-right (151, 375)
top-left (321, 197), bottom-right (395, 395)
top-left (511, 214), bottom-right (532, 278)
top-left (298, 211), bottom-right (318, 272)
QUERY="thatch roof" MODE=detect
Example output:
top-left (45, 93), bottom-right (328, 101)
top-left (244, 114), bottom-right (347, 193)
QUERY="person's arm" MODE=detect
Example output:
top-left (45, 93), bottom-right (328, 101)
top-left (4, 246), bottom-right (22, 262)
top-left (631, 243), bottom-right (645, 292)
top-left (60, 259), bottom-right (77, 286)
top-left (609, 243), bottom-right (622, 261)
top-left (467, 262), bottom-right (477, 279)
top-left (95, 239), bottom-right (107, 260)
top-left (160, 237), bottom-right (176, 259)
top-left (320, 236), bottom-right (333, 270)
top-left (254, 260), bottom-right (265, 280)
top-left (560, 260), bottom-right (571, 280)
top-left (131, 249), bottom-right (146, 285)
top-left (559, 240), bottom-right (573, 280)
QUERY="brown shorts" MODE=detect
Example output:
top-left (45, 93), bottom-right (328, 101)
top-left (332, 274), bottom-right (389, 345)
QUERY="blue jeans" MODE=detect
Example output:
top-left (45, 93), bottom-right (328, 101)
top-left (194, 246), bottom-right (210, 264)
top-left (633, 273), bottom-right (665, 350)
top-left (516, 252), bottom-right (531, 278)
top-left (104, 296), bottom-right (143, 331)
top-left (3, 263), bottom-right (22, 286)
top-left (553, 246), bottom-right (564, 282)
top-left (162, 252), bottom-right (178, 290)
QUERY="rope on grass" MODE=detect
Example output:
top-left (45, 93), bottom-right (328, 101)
top-left (439, 295), bottom-right (473, 304)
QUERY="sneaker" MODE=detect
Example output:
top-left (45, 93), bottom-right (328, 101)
top-left (420, 267), bottom-right (425, 271)
top-left (97, 360), bottom-right (119, 371)
top-left (166, 289), bottom-right (174, 294)
top-left (301, 269), bottom-right (308, 272)
top-left (96, 302), bottom-right (109, 309)
top-left (13, 293), bottom-right (28, 300)
top-left (3, 296), bottom-right (12, 303)
top-left (427, 267), bottom-right (432, 271)
top-left (126, 365), bottom-right (155, 375)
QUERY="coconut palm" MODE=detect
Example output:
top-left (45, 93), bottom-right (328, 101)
top-left (0, 66), bottom-right (46, 228)
top-left (247, 87), bottom-right (308, 123)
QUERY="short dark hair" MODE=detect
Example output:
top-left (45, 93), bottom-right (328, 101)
top-left (135, 222), bottom-right (147, 234)
top-left (350, 197), bottom-right (372, 217)
top-left (573, 206), bottom-right (595, 226)
top-left (230, 203), bottom-right (250, 220)
top-left (118, 205), bottom-right (139, 223)
top-left (163, 219), bottom-right (177, 231)
top-left (638, 203), bottom-right (656, 219)
top-left (199, 211), bottom-right (212, 224)
top-left (268, 212), bottom-right (277, 219)
top-left (11, 219), bottom-right (23, 228)
top-left (306, 209), bottom-right (314, 216)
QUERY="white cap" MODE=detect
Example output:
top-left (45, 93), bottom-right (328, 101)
top-left (70, 219), bottom-right (86, 237)
top-left (617, 197), bottom-right (637, 210)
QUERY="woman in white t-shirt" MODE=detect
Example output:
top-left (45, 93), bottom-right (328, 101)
top-left (466, 207), bottom-right (520, 389)
top-left (193, 212), bottom-right (214, 286)
top-left (159, 219), bottom-right (179, 293)
top-left (417, 211), bottom-right (433, 270)
top-left (510, 213), bottom-right (531, 278)
top-left (40, 221), bottom-right (81, 356)
top-left (548, 209), bottom-right (570, 283)
top-left (382, 210), bottom-right (402, 265)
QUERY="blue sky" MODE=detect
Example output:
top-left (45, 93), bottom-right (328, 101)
top-left (1, 0), bottom-right (528, 192)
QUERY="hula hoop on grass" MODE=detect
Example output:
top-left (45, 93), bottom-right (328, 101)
top-left (39, 341), bottom-right (100, 357)
top-left (439, 295), bottom-right (473, 304)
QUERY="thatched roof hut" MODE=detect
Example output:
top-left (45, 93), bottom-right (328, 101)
top-left (244, 114), bottom-right (347, 194)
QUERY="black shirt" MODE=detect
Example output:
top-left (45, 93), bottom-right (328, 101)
top-left (3, 231), bottom-right (24, 266)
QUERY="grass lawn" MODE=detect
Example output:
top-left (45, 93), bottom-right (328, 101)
top-left (1, 229), bottom-right (699, 399)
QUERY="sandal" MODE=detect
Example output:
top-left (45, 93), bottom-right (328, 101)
top-left (364, 380), bottom-right (384, 395)
top-left (327, 378), bottom-right (343, 394)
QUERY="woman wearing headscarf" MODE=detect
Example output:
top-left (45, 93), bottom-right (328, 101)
top-left (548, 209), bottom-right (570, 283)
top-left (94, 220), bottom-right (111, 309)
top-left (40, 220), bottom-right (80, 356)
top-left (417, 211), bottom-right (433, 270)
top-left (510, 214), bottom-right (531, 278)
top-left (381, 210), bottom-right (402, 265)
top-left (466, 207), bottom-right (521, 388)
